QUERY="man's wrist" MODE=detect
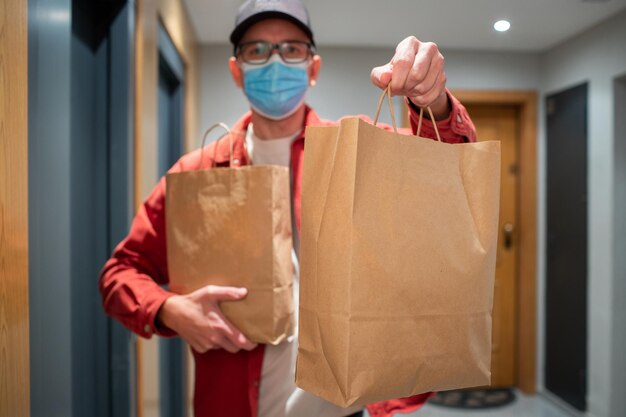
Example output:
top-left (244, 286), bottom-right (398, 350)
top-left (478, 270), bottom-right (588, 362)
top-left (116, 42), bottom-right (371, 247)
top-left (156, 295), bottom-right (178, 331)
top-left (408, 92), bottom-right (451, 120)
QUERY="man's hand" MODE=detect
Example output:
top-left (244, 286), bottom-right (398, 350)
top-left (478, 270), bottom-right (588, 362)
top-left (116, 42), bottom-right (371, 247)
top-left (371, 36), bottom-right (450, 120)
top-left (158, 285), bottom-right (257, 353)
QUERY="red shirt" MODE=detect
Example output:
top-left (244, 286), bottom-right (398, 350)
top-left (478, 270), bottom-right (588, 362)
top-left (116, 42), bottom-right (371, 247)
top-left (99, 93), bottom-right (476, 417)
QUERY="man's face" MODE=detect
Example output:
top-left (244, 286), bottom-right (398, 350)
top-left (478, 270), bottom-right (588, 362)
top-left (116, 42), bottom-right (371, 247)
top-left (229, 18), bottom-right (321, 91)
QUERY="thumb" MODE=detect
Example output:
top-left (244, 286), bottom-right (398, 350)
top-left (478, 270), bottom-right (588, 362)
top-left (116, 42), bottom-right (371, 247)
top-left (370, 63), bottom-right (393, 89)
top-left (203, 285), bottom-right (248, 302)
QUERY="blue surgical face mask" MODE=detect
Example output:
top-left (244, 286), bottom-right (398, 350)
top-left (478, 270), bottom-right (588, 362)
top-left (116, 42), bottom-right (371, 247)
top-left (241, 55), bottom-right (310, 120)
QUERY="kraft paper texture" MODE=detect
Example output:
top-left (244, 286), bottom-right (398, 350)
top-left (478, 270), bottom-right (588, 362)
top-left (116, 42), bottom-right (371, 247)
top-left (166, 165), bottom-right (294, 345)
top-left (296, 117), bottom-right (501, 407)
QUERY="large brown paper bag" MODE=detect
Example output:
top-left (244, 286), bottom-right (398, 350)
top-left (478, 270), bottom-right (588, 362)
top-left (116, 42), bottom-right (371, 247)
top-left (166, 123), bottom-right (294, 345)
top-left (296, 88), bottom-right (501, 407)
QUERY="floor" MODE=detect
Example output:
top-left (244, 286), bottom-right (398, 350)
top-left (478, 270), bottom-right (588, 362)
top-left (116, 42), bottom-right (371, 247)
top-left (364, 391), bottom-right (580, 417)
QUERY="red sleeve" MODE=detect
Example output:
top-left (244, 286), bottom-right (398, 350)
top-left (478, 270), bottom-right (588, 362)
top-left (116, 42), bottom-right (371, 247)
top-left (350, 90), bottom-right (476, 144)
top-left (366, 392), bottom-right (435, 417)
top-left (98, 148), bottom-right (207, 339)
top-left (98, 175), bottom-right (177, 338)
top-left (408, 89), bottom-right (477, 143)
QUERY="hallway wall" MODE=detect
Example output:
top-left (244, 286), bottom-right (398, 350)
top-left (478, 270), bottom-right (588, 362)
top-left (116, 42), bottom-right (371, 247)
top-left (136, 0), bottom-right (200, 201)
top-left (540, 9), bottom-right (626, 417)
top-left (612, 74), bottom-right (626, 417)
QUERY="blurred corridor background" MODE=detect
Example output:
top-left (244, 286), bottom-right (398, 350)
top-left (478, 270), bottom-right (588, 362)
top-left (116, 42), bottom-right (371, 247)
top-left (2, 0), bottom-right (626, 416)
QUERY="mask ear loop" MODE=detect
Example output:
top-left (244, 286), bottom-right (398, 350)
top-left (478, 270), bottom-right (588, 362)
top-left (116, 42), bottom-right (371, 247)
top-left (198, 122), bottom-right (233, 170)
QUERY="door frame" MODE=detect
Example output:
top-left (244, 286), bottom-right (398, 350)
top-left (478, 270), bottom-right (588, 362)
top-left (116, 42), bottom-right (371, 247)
top-left (453, 90), bottom-right (538, 393)
top-left (156, 20), bottom-right (187, 417)
top-left (134, 1), bottom-right (197, 415)
top-left (1, 0), bottom-right (30, 415)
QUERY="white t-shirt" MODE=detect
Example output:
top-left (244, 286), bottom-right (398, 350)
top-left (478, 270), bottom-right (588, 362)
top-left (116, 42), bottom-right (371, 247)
top-left (245, 125), bottom-right (361, 417)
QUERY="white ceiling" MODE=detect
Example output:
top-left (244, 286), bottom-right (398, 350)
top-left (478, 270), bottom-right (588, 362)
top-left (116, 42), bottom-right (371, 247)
top-left (183, 0), bottom-right (626, 51)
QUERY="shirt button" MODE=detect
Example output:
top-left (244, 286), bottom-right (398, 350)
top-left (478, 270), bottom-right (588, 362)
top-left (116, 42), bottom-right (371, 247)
top-left (456, 114), bottom-right (463, 123)
top-left (144, 324), bottom-right (151, 334)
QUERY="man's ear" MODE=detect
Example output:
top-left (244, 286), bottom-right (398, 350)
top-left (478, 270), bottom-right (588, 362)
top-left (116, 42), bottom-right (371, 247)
top-left (229, 57), bottom-right (243, 89)
top-left (309, 55), bottom-right (322, 86)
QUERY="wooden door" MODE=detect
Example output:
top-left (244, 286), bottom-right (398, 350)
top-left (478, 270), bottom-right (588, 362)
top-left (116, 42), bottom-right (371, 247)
top-left (466, 104), bottom-right (520, 387)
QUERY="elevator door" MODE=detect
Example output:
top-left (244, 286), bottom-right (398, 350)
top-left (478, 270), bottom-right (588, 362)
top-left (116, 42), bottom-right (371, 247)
top-left (29, 1), bottom-right (137, 416)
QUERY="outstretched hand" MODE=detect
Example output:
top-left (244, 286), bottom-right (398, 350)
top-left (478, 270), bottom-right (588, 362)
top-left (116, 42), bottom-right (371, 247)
top-left (158, 285), bottom-right (257, 353)
top-left (371, 36), bottom-right (450, 120)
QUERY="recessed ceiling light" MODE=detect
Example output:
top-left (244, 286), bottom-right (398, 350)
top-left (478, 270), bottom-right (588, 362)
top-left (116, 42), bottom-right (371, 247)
top-left (494, 20), bottom-right (511, 32)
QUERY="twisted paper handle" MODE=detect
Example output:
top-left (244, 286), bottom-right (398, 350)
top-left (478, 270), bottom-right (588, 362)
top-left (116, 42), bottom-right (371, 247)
top-left (373, 84), bottom-right (441, 142)
top-left (198, 122), bottom-right (233, 169)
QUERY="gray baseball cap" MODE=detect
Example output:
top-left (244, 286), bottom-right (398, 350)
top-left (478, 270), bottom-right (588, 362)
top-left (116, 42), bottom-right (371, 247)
top-left (230, 0), bottom-right (315, 47)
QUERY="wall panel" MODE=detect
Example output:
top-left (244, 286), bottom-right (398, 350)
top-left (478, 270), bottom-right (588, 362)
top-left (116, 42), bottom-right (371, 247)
top-left (0, 0), bottom-right (30, 415)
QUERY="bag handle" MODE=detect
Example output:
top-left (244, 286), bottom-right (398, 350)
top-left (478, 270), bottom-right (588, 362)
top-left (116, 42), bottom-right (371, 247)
top-left (373, 84), bottom-right (442, 142)
top-left (373, 84), bottom-right (398, 134)
top-left (198, 122), bottom-right (233, 170)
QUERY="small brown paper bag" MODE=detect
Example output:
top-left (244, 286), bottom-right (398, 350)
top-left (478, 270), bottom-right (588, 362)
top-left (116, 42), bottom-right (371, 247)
top-left (166, 123), bottom-right (294, 345)
top-left (296, 87), bottom-right (501, 407)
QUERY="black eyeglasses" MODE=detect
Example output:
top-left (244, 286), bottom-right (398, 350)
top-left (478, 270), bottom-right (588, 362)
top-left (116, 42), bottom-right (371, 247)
top-left (236, 41), bottom-right (315, 65)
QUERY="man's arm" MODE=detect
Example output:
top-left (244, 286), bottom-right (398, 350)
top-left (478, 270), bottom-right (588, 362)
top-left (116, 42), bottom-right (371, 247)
top-left (370, 36), bottom-right (476, 143)
top-left (99, 176), bottom-right (176, 339)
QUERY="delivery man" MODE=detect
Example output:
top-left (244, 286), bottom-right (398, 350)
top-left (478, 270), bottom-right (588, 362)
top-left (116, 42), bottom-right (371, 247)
top-left (99, 0), bottom-right (477, 416)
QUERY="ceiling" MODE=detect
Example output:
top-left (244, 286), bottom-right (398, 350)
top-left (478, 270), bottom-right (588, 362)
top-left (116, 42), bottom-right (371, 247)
top-left (183, 0), bottom-right (626, 51)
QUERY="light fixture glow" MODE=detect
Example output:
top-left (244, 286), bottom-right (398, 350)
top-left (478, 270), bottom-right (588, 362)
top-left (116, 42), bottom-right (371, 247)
top-left (494, 20), bottom-right (511, 32)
